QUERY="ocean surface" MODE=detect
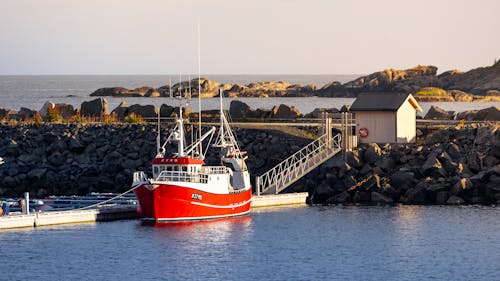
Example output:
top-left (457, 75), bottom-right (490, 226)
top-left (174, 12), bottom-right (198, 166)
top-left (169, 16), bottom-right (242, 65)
top-left (0, 205), bottom-right (498, 281)
top-left (0, 75), bottom-right (498, 116)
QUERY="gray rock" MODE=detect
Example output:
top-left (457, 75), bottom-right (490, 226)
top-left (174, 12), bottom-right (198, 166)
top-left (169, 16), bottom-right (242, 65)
top-left (28, 168), bottom-right (47, 179)
top-left (68, 138), bottom-right (85, 153)
top-left (390, 171), bottom-right (416, 190)
top-left (344, 151), bottom-right (364, 168)
top-left (17, 154), bottom-right (36, 165)
top-left (436, 191), bottom-right (449, 204)
top-left (126, 104), bottom-right (159, 119)
top-left (364, 143), bottom-right (382, 164)
top-left (48, 152), bottom-right (65, 166)
top-left (424, 106), bottom-right (453, 120)
top-left (7, 167), bottom-right (18, 177)
top-left (374, 157), bottom-right (396, 172)
top-left (474, 125), bottom-right (496, 145)
top-left (273, 104), bottom-right (301, 119)
top-left (326, 191), bottom-right (350, 204)
top-left (0, 107), bottom-right (16, 120)
top-left (111, 102), bottom-right (129, 120)
top-left (352, 191), bottom-right (371, 203)
top-left (446, 143), bottom-right (462, 160)
top-left (314, 182), bottom-right (335, 198)
top-left (80, 98), bottom-right (108, 118)
top-left (425, 129), bottom-right (451, 144)
top-left (473, 106), bottom-right (500, 121)
top-left (371, 191), bottom-right (393, 204)
top-left (402, 187), bottom-right (427, 204)
top-left (446, 195), bottom-right (465, 205)
top-left (2, 176), bottom-right (16, 188)
top-left (450, 178), bottom-right (473, 195)
top-left (229, 101), bottom-right (252, 119)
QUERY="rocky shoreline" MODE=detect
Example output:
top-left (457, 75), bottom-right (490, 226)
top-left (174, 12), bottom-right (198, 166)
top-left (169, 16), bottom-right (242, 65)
top-left (0, 122), bottom-right (498, 205)
top-left (2, 97), bottom-right (499, 124)
top-left (88, 62), bottom-right (500, 102)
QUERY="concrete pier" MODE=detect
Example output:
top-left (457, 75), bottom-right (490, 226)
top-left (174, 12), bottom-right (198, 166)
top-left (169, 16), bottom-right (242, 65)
top-left (251, 192), bottom-right (308, 208)
top-left (1, 194), bottom-right (309, 230)
top-left (0, 206), bottom-right (140, 230)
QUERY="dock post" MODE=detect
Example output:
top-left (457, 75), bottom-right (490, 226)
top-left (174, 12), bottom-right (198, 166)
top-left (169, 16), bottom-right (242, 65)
top-left (256, 177), bottom-right (261, 196)
top-left (24, 192), bottom-right (30, 215)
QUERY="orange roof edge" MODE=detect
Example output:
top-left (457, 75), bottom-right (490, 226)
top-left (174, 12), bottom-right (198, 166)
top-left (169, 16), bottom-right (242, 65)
top-left (408, 94), bottom-right (423, 112)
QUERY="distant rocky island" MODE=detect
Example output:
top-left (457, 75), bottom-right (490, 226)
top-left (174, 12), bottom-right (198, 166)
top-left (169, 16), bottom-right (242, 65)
top-left (90, 61), bottom-right (500, 102)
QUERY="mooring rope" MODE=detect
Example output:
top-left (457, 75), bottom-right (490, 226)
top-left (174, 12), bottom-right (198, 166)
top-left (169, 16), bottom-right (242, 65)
top-left (76, 185), bottom-right (141, 211)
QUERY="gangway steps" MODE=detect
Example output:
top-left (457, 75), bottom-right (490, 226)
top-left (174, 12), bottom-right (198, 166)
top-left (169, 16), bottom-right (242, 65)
top-left (255, 133), bottom-right (342, 195)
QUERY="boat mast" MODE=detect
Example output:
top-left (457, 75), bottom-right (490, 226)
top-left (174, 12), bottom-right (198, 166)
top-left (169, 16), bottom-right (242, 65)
top-left (198, 18), bottom-right (203, 159)
top-left (176, 73), bottom-right (185, 157)
top-left (156, 105), bottom-right (161, 156)
top-left (219, 88), bottom-right (224, 146)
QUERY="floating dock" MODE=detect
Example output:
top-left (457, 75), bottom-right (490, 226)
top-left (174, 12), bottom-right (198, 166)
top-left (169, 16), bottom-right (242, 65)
top-left (251, 192), bottom-right (308, 208)
top-left (0, 206), bottom-right (140, 230)
top-left (0, 193), bottom-right (308, 230)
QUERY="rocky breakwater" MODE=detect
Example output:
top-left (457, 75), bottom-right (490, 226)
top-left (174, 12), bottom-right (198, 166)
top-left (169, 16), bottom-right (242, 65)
top-left (90, 78), bottom-right (317, 98)
top-left (424, 105), bottom-right (500, 121)
top-left (310, 124), bottom-right (500, 205)
top-left (0, 123), bottom-right (310, 198)
top-left (316, 62), bottom-right (500, 101)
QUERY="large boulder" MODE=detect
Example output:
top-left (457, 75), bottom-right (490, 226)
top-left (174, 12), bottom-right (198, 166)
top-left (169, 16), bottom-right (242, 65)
top-left (111, 102), bottom-right (129, 120)
top-left (473, 107), bottom-right (500, 121)
top-left (424, 106), bottom-right (454, 120)
top-left (306, 108), bottom-right (340, 118)
top-left (371, 191), bottom-right (394, 204)
top-left (39, 102), bottom-right (75, 119)
top-left (273, 104), bottom-right (302, 119)
top-left (364, 143), bottom-right (382, 164)
top-left (160, 104), bottom-right (176, 117)
top-left (126, 104), bottom-right (159, 119)
top-left (90, 87), bottom-right (130, 97)
top-left (13, 107), bottom-right (37, 120)
top-left (0, 107), bottom-right (15, 120)
top-left (80, 98), bottom-right (108, 118)
top-left (229, 101), bottom-right (252, 119)
top-left (39, 101), bottom-right (55, 118)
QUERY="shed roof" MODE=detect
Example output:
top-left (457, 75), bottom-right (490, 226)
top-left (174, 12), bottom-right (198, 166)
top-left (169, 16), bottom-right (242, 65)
top-left (350, 92), bottom-right (422, 112)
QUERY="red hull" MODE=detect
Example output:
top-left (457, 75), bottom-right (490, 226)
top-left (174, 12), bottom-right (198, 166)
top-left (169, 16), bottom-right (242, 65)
top-left (133, 184), bottom-right (252, 222)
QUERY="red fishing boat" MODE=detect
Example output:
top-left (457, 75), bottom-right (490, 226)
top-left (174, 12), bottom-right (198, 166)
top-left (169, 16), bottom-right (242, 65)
top-left (132, 91), bottom-right (252, 222)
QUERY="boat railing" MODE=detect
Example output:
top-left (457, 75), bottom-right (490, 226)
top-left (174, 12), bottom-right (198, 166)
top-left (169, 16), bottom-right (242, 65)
top-left (133, 171), bottom-right (147, 184)
top-left (155, 171), bottom-right (209, 184)
top-left (199, 166), bottom-right (231, 174)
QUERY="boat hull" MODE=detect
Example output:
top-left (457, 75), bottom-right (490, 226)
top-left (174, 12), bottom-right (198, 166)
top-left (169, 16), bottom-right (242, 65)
top-left (133, 183), bottom-right (252, 222)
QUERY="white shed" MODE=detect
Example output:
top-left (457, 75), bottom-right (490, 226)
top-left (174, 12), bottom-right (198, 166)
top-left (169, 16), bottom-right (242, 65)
top-left (350, 93), bottom-right (422, 143)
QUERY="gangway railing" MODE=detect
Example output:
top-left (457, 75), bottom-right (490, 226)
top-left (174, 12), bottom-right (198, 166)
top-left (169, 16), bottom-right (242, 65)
top-left (255, 133), bottom-right (342, 195)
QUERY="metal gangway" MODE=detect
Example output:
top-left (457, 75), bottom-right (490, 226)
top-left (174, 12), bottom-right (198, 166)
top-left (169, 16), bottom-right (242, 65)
top-left (255, 114), bottom-right (355, 195)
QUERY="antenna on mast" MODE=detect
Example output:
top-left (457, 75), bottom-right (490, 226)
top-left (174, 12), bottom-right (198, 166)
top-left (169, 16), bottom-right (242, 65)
top-left (169, 77), bottom-right (172, 98)
top-left (197, 18), bottom-right (203, 159)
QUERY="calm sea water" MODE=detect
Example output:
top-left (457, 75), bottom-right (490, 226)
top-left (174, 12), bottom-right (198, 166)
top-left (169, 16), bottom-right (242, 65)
top-left (0, 75), bottom-right (498, 116)
top-left (0, 205), bottom-right (498, 281)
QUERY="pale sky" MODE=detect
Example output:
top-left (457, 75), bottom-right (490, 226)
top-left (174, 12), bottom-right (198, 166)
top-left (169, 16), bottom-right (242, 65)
top-left (0, 0), bottom-right (498, 75)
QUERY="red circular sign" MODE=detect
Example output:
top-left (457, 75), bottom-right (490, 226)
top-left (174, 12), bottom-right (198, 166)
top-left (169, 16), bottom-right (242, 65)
top-left (358, 127), bottom-right (369, 138)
